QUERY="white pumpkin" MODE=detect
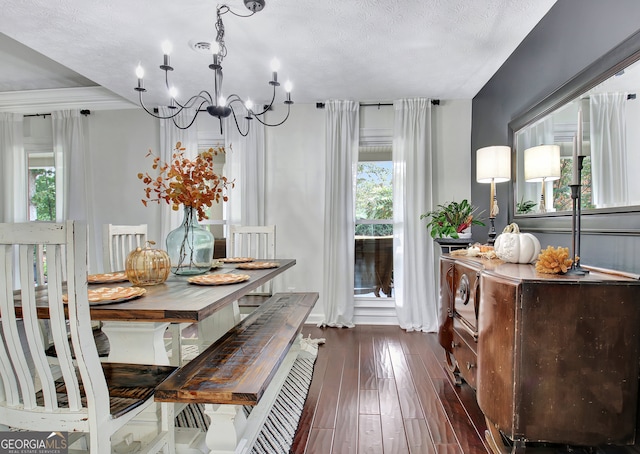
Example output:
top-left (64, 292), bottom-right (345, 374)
top-left (494, 223), bottom-right (541, 264)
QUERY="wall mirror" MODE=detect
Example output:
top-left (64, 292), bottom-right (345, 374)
top-left (510, 31), bottom-right (640, 218)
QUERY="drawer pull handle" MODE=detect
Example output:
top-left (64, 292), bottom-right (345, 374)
top-left (466, 362), bottom-right (475, 370)
top-left (451, 341), bottom-right (459, 349)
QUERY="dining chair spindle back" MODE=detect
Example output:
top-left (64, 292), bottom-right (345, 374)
top-left (102, 224), bottom-right (147, 272)
top-left (0, 221), bottom-right (176, 453)
top-left (228, 224), bottom-right (276, 296)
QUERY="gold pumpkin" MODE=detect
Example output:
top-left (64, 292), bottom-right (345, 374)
top-left (125, 241), bottom-right (170, 286)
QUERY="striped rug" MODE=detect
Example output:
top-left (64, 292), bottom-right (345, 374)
top-left (175, 356), bottom-right (316, 453)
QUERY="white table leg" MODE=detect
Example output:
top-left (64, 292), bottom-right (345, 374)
top-left (101, 321), bottom-right (171, 365)
top-left (196, 304), bottom-right (239, 349)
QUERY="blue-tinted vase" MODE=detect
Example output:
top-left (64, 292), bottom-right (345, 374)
top-left (165, 206), bottom-right (213, 275)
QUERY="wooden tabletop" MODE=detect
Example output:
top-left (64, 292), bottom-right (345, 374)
top-left (18, 259), bottom-right (295, 323)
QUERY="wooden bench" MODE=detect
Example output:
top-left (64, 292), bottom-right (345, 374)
top-left (155, 292), bottom-right (318, 452)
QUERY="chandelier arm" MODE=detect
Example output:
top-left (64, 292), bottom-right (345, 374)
top-left (171, 100), bottom-right (209, 130)
top-left (174, 91), bottom-right (214, 111)
top-left (252, 103), bottom-right (291, 127)
top-left (229, 106), bottom-right (250, 137)
top-left (138, 91), bottom-right (189, 120)
top-left (250, 85), bottom-right (277, 116)
top-left (225, 95), bottom-right (250, 116)
top-left (225, 94), bottom-right (245, 105)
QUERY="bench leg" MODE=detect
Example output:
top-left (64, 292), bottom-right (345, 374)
top-left (199, 334), bottom-right (321, 454)
top-left (202, 404), bottom-right (247, 454)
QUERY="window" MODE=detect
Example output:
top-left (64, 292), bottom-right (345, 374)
top-left (28, 152), bottom-right (56, 221)
top-left (354, 146), bottom-right (393, 298)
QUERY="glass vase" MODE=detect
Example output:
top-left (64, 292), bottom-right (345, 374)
top-left (165, 206), bottom-right (214, 275)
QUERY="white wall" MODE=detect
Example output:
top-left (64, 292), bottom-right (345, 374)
top-left (264, 104), bottom-right (326, 320)
top-left (86, 109), bottom-right (161, 271)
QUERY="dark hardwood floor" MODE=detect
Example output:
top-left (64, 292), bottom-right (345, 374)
top-left (293, 325), bottom-right (640, 454)
top-left (293, 325), bottom-right (490, 454)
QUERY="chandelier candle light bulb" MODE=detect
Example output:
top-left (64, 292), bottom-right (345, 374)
top-left (135, 64), bottom-right (145, 90)
top-left (285, 80), bottom-right (293, 103)
top-left (161, 41), bottom-right (173, 70)
top-left (270, 58), bottom-right (280, 85)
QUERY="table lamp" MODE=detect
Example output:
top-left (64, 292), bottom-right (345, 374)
top-left (476, 145), bottom-right (511, 244)
top-left (524, 144), bottom-right (561, 213)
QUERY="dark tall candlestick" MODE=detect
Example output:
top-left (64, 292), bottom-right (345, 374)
top-left (566, 155), bottom-right (588, 275)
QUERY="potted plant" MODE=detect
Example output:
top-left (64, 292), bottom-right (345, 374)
top-left (420, 199), bottom-right (485, 239)
top-left (516, 197), bottom-right (537, 214)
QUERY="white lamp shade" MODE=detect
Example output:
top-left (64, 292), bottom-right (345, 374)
top-left (524, 145), bottom-right (561, 182)
top-left (476, 146), bottom-right (511, 183)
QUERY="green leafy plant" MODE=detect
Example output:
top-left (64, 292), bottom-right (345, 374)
top-left (420, 199), bottom-right (485, 239)
top-left (516, 197), bottom-right (537, 214)
top-left (31, 169), bottom-right (56, 221)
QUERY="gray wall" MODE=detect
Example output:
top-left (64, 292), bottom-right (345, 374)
top-left (471, 0), bottom-right (640, 273)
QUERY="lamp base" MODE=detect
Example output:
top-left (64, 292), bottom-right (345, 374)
top-left (487, 217), bottom-right (497, 245)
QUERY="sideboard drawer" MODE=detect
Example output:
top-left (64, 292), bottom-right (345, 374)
top-left (451, 330), bottom-right (477, 389)
top-left (452, 262), bottom-right (480, 336)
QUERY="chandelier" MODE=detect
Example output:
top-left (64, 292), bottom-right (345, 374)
top-left (134, 0), bottom-right (293, 136)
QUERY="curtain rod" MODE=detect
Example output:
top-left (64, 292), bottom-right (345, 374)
top-left (316, 100), bottom-right (440, 109)
top-left (24, 110), bottom-right (91, 118)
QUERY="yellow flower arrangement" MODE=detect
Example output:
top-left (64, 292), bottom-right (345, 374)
top-left (535, 246), bottom-right (573, 274)
top-left (138, 142), bottom-right (232, 220)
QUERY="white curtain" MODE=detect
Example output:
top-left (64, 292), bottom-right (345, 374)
top-left (0, 113), bottom-right (26, 222)
top-left (158, 108), bottom-right (199, 244)
top-left (52, 110), bottom-right (92, 222)
top-left (224, 118), bottom-right (266, 226)
top-left (319, 100), bottom-right (359, 328)
top-left (590, 93), bottom-right (628, 208)
top-left (393, 98), bottom-right (438, 332)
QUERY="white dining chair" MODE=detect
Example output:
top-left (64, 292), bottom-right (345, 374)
top-left (0, 221), bottom-right (176, 453)
top-left (102, 224), bottom-right (147, 272)
top-left (228, 224), bottom-right (276, 296)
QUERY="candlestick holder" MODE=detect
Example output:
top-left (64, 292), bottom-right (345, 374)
top-left (566, 157), bottom-right (589, 276)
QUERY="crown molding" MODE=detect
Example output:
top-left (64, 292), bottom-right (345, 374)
top-left (0, 86), bottom-right (138, 114)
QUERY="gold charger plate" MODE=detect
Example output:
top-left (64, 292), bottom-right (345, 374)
top-left (219, 257), bottom-right (254, 263)
top-left (236, 261), bottom-right (279, 270)
top-left (188, 273), bottom-right (250, 286)
top-left (88, 272), bottom-right (128, 284)
top-left (63, 286), bottom-right (146, 305)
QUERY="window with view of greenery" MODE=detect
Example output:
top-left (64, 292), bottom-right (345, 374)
top-left (30, 168), bottom-right (56, 221)
top-left (355, 162), bottom-right (392, 236)
top-left (553, 157), bottom-right (594, 211)
top-left (28, 154), bottom-right (56, 283)
top-left (355, 159), bottom-right (394, 298)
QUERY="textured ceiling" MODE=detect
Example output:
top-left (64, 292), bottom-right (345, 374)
top-left (0, 0), bottom-right (557, 108)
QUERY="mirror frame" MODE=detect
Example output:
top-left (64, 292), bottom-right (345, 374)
top-left (509, 29), bottom-right (640, 226)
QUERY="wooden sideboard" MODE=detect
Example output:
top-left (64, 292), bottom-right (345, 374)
top-left (438, 254), bottom-right (640, 451)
